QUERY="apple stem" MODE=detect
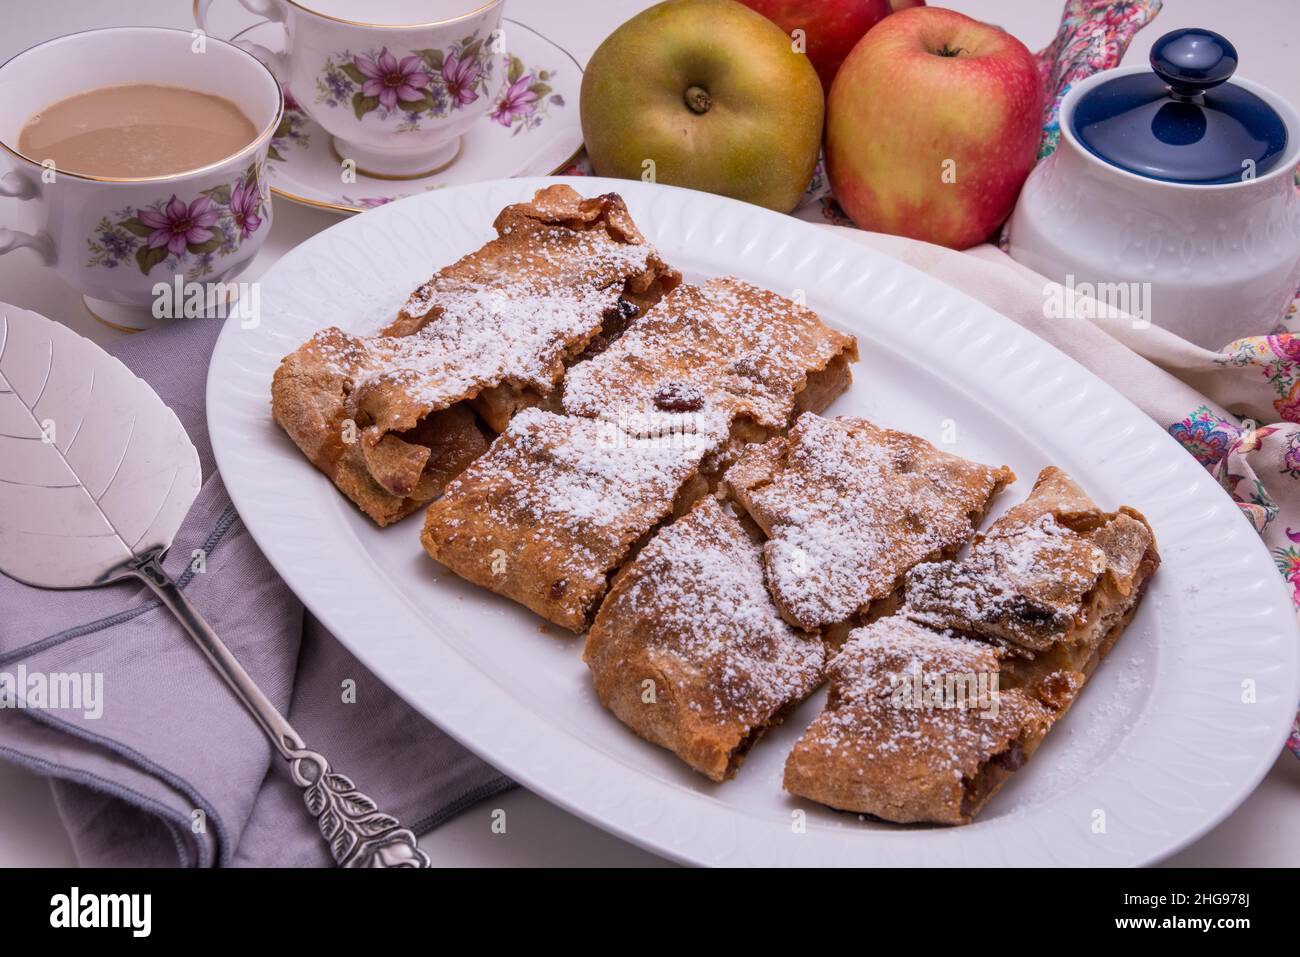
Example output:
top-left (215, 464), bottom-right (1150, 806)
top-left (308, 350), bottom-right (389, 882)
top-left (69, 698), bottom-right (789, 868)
top-left (933, 44), bottom-right (968, 58)
top-left (684, 85), bottom-right (712, 114)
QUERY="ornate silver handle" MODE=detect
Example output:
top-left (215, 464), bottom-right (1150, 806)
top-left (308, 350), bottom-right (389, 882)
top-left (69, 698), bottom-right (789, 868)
top-left (288, 749), bottom-right (429, 867)
top-left (127, 548), bottom-right (430, 868)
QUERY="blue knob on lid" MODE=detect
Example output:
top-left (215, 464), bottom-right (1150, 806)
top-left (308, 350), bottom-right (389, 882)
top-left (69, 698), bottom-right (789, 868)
top-left (1150, 28), bottom-right (1237, 97)
top-left (1070, 29), bottom-right (1288, 185)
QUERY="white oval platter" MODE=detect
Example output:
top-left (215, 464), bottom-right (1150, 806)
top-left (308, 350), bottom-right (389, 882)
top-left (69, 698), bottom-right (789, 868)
top-left (207, 176), bottom-right (1300, 866)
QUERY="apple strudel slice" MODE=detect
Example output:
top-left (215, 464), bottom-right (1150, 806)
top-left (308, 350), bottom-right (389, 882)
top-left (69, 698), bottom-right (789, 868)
top-left (724, 413), bottom-right (1014, 634)
top-left (562, 278), bottom-right (858, 448)
top-left (783, 617), bottom-right (1063, 825)
top-left (584, 497), bottom-right (825, 782)
top-left (902, 466), bottom-right (1159, 694)
top-left (271, 328), bottom-right (494, 527)
top-left (380, 185), bottom-right (679, 430)
top-left (420, 408), bottom-right (729, 633)
top-left (271, 185), bottom-right (679, 526)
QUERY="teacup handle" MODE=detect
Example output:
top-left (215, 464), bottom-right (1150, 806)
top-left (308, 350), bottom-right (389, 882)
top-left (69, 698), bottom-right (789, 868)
top-left (0, 172), bottom-right (53, 265)
top-left (196, 0), bottom-right (290, 82)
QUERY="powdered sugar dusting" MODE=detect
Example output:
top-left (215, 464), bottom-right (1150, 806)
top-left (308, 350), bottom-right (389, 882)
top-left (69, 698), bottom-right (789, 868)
top-left (905, 514), bottom-right (1107, 647)
top-left (792, 618), bottom-right (1042, 779)
top-left (563, 278), bottom-right (854, 429)
top-left (598, 497), bottom-right (824, 718)
top-left (435, 407), bottom-right (729, 582)
top-left (323, 239), bottom-right (655, 430)
top-left (743, 414), bottom-right (1011, 630)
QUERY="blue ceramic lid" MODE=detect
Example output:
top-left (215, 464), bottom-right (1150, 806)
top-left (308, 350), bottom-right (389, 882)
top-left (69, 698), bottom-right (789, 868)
top-left (1071, 29), bottom-right (1288, 185)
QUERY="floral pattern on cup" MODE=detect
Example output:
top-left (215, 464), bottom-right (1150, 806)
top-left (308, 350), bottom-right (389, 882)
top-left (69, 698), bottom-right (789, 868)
top-left (490, 54), bottom-right (564, 134)
top-left (314, 32), bottom-right (497, 130)
top-left (85, 162), bottom-right (267, 278)
top-left (268, 89), bottom-right (312, 162)
top-left (267, 56), bottom-right (564, 174)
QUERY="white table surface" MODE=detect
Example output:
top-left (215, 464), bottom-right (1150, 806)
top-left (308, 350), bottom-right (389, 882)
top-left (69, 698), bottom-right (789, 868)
top-left (1, 0), bottom-right (1297, 867)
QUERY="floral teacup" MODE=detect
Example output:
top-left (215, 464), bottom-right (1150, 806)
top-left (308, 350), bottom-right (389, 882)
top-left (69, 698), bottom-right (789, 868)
top-left (197, 0), bottom-right (508, 178)
top-left (0, 26), bottom-right (282, 330)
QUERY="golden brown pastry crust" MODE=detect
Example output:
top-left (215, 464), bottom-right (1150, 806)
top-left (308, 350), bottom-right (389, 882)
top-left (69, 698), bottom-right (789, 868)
top-left (270, 185), bottom-right (680, 525)
top-left (782, 618), bottom-right (1057, 825)
top-left (724, 413), bottom-right (1014, 631)
top-left (903, 466), bottom-right (1160, 689)
top-left (270, 328), bottom-right (491, 526)
top-left (562, 278), bottom-right (858, 440)
top-left (584, 497), bottom-right (825, 782)
top-left (421, 408), bottom-right (729, 632)
top-left (381, 185), bottom-right (679, 431)
top-left (784, 468), bottom-right (1158, 826)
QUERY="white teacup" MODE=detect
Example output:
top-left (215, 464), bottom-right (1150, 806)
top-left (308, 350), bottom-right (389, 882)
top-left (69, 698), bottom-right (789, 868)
top-left (0, 26), bottom-right (282, 330)
top-left (197, 0), bottom-right (508, 178)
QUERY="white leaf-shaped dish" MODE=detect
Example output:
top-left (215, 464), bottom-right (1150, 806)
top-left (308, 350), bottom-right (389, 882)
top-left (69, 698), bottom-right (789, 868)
top-left (0, 304), bottom-right (433, 867)
top-left (0, 302), bottom-right (201, 588)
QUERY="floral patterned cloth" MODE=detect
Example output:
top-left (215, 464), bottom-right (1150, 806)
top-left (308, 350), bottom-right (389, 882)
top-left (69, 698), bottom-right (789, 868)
top-left (1033, 0), bottom-right (1159, 159)
top-left (1157, 305), bottom-right (1300, 758)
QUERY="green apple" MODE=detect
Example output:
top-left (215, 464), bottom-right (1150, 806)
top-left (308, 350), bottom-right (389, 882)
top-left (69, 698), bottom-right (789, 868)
top-left (580, 0), bottom-right (824, 213)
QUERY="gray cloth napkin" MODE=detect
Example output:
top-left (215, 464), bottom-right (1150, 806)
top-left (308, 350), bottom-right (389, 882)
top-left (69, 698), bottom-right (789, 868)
top-left (0, 316), bottom-right (513, 867)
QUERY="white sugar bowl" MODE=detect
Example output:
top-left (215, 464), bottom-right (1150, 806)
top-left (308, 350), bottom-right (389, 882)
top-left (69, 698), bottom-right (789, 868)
top-left (1008, 29), bottom-right (1300, 349)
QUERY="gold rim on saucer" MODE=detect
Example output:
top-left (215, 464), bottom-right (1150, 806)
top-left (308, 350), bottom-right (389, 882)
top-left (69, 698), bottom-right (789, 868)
top-left (81, 299), bottom-right (141, 334)
top-left (270, 142), bottom-right (585, 214)
top-left (327, 137), bottom-right (464, 181)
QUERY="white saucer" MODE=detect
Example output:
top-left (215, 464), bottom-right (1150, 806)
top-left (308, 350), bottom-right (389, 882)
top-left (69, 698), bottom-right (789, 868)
top-left (227, 19), bottom-right (584, 214)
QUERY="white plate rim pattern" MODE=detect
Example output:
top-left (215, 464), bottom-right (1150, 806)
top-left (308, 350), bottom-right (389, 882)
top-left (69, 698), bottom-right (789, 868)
top-left (206, 176), bottom-right (1300, 866)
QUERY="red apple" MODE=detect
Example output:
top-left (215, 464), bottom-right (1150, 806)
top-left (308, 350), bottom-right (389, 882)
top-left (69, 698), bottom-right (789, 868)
top-left (826, 7), bottom-right (1042, 249)
top-left (739, 0), bottom-right (890, 93)
top-left (888, 0), bottom-right (925, 10)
